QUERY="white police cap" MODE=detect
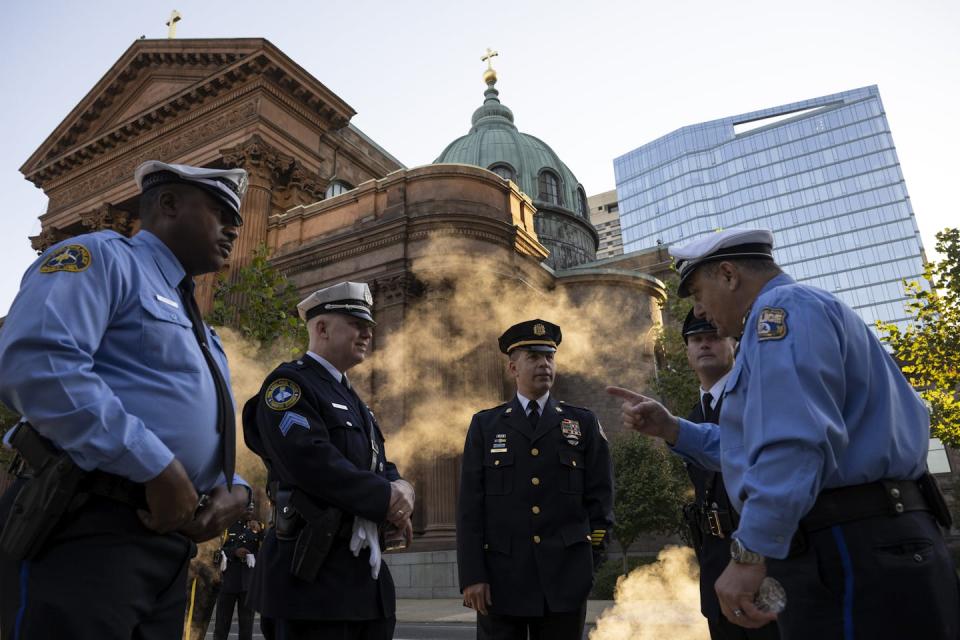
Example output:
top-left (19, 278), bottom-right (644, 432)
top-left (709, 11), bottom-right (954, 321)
top-left (671, 228), bottom-right (775, 297)
top-left (298, 281), bottom-right (376, 325)
top-left (134, 161), bottom-right (248, 226)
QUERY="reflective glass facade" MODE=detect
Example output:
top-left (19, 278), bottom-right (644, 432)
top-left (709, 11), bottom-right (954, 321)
top-left (614, 86), bottom-right (926, 328)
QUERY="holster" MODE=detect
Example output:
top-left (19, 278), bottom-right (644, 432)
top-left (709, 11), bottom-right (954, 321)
top-left (273, 489), bottom-right (301, 541)
top-left (0, 423), bottom-right (87, 560)
top-left (283, 490), bottom-right (343, 582)
top-left (682, 502), bottom-right (704, 550)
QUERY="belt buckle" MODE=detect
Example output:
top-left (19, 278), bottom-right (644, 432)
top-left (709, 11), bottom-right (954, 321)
top-left (706, 510), bottom-right (725, 539)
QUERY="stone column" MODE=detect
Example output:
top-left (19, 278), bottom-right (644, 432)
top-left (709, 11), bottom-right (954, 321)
top-left (220, 135), bottom-right (293, 274)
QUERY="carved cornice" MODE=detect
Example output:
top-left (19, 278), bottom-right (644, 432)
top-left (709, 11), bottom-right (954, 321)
top-left (372, 274), bottom-right (424, 305)
top-left (51, 99), bottom-right (258, 207)
top-left (80, 203), bottom-right (133, 236)
top-left (221, 133), bottom-right (294, 185)
top-left (274, 160), bottom-right (326, 210)
top-left (29, 226), bottom-right (71, 254)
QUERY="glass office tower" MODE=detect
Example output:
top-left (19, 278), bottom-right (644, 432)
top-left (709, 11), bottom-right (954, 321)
top-left (615, 86), bottom-right (926, 328)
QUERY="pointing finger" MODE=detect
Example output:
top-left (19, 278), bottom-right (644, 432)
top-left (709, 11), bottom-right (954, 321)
top-left (605, 386), bottom-right (647, 403)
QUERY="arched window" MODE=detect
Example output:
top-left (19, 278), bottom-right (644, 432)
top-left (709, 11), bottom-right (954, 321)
top-left (577, 186), bottom-right (588, 217)
top-left (488, 163), bottom-right (516, 182)
top-left (538, 170), bottom-right (562, 205)
top-left (325, 180), bottom-right (353, 198)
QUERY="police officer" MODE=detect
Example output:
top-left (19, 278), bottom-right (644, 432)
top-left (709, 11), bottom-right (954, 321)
top-left (214, 519), bottom-right (263, 640)
top-left (681, 310), bottom-right (778, 640)
top-left (243, 281), bottom-right (415, 640)
top-left (609, 229), bottom-right (960, 639)
top-left (0, 161), bottom-right (253, 640)
top-left (458, 319), bottom-right (614, 640)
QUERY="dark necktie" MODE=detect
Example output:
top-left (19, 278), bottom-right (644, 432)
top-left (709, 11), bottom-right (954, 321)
top-left (178, 277), bottom-right (236, 488)
top-left (702, 392), bottom-right (717, 423)
top-left (527, 400), bottom-right (540, 430)
top-left (341, 375), bottom-right (371, 436)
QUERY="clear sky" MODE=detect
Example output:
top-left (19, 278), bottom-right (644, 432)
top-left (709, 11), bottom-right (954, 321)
top-left (1, 0), bottom-right (957, 315)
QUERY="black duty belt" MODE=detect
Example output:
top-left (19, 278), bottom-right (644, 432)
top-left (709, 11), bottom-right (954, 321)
top-left (801, 478), bottom-right (930, 532)
top-left (83, 471), bottom-right (148, 511)
top-left (11, 423), bottom-right (147, 511)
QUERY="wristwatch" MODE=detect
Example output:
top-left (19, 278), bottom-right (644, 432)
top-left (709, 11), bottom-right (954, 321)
top-left (730, 537), bottom-right (765, 564)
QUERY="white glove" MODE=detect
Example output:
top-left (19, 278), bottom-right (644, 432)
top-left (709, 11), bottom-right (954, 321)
top-left (245, 553), bottom-right (256, 569)
top-left (348, 516), bottom-right (382, 579)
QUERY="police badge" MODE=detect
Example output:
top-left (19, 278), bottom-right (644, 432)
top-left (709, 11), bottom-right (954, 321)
top-left (757, 307), bottom-right (788, 341)
top-left (560, 419), bottom-right (581, 446)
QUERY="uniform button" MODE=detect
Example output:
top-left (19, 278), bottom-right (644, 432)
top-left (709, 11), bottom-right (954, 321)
top-left (586, 534), bottom-right (592, 541)
top-left (531, 477), bottom-right (540, 486)
top-left (571, 460), bottom-right (577, 467)
top-left (484, 543), bottom-right (489, 550)
top-left (890, 487), bottom-right (901, 499)
top-left (894, 502), bottom-right (904, 513)
top-left (531, 506), bottom-right (540, 514)
top-left (494, 460), bottom-right (501, 466)
top-left (531, 448), bottom-right (539, 456)
top-left (533, 535), bottom-right (541, 544)
top-left (914, 553), bottom-right (923, 563)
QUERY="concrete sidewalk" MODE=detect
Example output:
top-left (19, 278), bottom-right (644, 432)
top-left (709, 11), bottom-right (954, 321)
top-left (395, 599), bottom-right (614, 624)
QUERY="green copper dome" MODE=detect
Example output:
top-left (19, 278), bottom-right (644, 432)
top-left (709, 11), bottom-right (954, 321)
top-left (434, 76), bottom-right (589, 220)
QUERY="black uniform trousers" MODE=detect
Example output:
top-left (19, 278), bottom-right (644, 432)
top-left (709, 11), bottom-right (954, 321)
top-left (213, 589), bottom-right (255, 640)
top-left (260, 615), bottom-right (396, 640)
top-left (767, 511), bottom-right (960, 640)
top-left (478, 602), bottom-right (586, 640)
top-left (686, 403), bottom-right (780, 640)
top-left (0, 486), bottom-right (194, 640)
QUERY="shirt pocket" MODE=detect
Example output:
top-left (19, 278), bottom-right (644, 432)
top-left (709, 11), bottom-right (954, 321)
top-left (483, 452), bottom-right (515, 495)
top-left (139, 292), bottom-right (201, 372)
top-left (719, 359), bottom-right (746, 451)
top-left (558, 450), bottom-right (585, 494)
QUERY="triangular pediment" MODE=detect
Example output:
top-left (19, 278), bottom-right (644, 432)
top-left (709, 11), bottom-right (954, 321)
top-left (21, 38), bottom-right (357, 186)
top-left (94, 75), bottom-right (204, 136)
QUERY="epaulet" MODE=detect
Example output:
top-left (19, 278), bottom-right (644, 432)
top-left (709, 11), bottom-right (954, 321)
top-left (277, 357), bottom-right (309, 372)
top-left (557, 400), bottom-right (594, 414)
top-left (476, 402), bottom-right (509, 416)
top-left (99, 230), bottom-right (133, 244)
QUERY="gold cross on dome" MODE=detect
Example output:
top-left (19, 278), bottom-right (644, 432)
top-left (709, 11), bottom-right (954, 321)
top-left (481, 48), bottom-right (499, 71)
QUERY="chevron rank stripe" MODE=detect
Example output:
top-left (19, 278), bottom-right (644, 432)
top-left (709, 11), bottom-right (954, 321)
top-left (278, 411), bottom-right (310, 436)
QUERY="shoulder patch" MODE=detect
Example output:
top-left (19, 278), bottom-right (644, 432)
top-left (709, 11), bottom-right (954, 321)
top-left (757, 307), bottom-right (788, 341)
top-left (39, 244), bottom-right (92, 273)
top-left (265, 378), bottom-right (302, 411)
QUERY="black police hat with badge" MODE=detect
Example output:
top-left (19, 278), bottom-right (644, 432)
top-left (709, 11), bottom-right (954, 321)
top-left (297, 282), bottom-right (376, 326)
top-left (671, 228), bottom-right (775, 298)
top-left (134, 160), bottom-right (248, 227)
top-left (498, 319), bottom-right (562, 355)
top-left (681, 309), bottom-right (718, 344)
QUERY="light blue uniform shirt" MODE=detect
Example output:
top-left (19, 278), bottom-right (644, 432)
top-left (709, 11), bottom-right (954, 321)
top-left (673, 273), bottom-right (929, 558)
top-left (0, 230), bottom-right (241, 492)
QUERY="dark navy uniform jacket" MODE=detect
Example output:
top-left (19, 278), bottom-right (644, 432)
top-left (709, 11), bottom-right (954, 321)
top-left (457, 395), bottom-right (614, 617)
top-left (685, 400), bottom-right (734, 621)
top-left (243, 355), bottom-right (401, 621)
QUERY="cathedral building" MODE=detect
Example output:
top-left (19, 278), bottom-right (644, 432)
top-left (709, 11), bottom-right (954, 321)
top-left (18, 37), bottom-right (665, 596)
